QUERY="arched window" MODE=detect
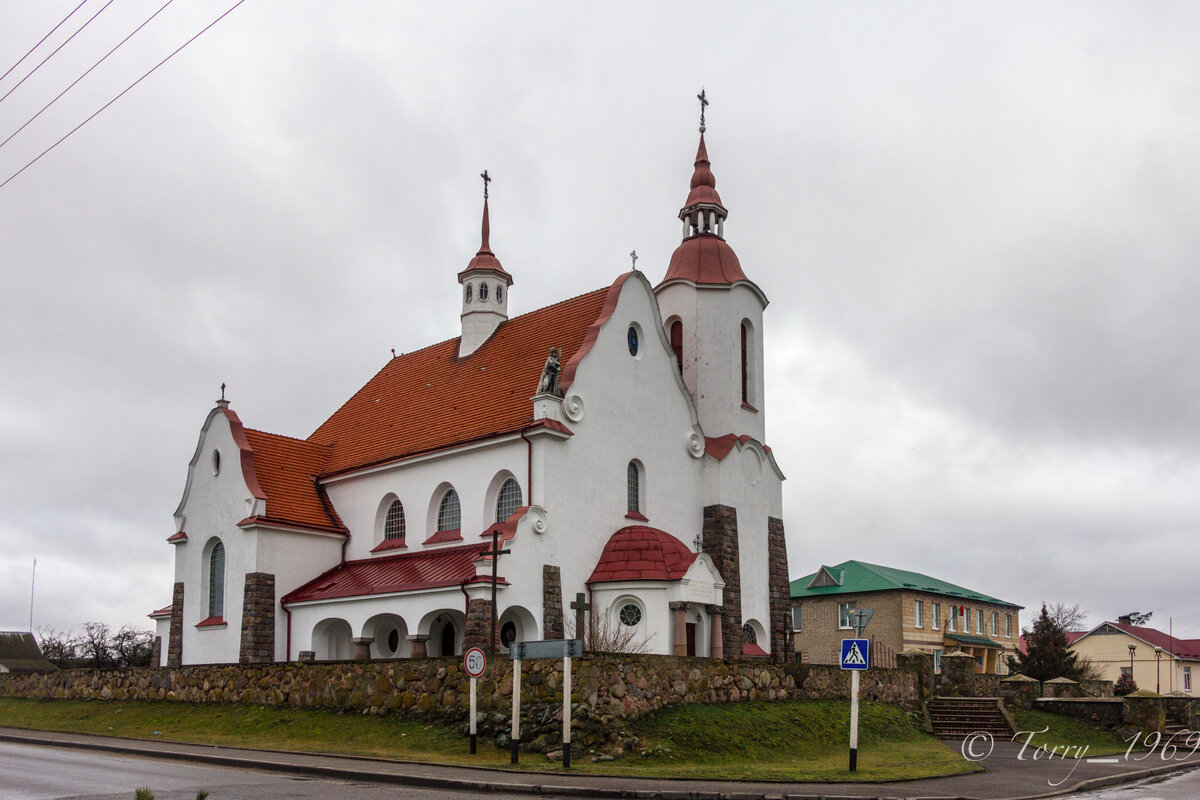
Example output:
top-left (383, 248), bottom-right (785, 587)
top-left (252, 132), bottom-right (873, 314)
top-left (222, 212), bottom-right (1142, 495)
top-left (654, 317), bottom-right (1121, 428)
top-left (626, 461), bottom-right (641, 514)
top-left (669, 320), bottom-right (683, 374)
top-left (495, 478), bottom-right (522, 522)
top-left (740, 322), bottom-right (749, 404)
top-left (208, 541), bottom-right (225, 619)
top-left (742, 623), bottom-right (756, 645)
top-left (437, 489), bottom-right (461, 532)
top-left (384, 499), bottom-right (405, 542)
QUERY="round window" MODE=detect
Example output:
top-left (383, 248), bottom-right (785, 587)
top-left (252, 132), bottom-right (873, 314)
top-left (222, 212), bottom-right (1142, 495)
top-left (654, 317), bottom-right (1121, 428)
top-left (465, 284), bottom-right (473, 304)
top-left (500, 621), bottom-right (517, 648)
top-left (479, 283), bottom-right (489, 302)
top-left (619, 603), bottom-right (642, 627)
top-left (627, 325), bottom-right (639, 356)
top-left (211, 449), bottom-right (221, 476)
top-left (387, 628), bottom-right (400, 654)
top-left (496, 285), bottom-right (503, 302)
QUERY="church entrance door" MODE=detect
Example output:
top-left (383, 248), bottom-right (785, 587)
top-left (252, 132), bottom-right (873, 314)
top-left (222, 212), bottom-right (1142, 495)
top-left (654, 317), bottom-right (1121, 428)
top-left (440, 623), bottom-right (456, 656)
top-left (686, 623), bottom-right (696, 657)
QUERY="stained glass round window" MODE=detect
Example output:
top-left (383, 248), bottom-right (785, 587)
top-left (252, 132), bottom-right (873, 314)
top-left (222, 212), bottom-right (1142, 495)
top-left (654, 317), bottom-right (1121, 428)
top-left (619, 603), bottom-right (642, 627)
top-left (627, 326), bottom-right (639, 356)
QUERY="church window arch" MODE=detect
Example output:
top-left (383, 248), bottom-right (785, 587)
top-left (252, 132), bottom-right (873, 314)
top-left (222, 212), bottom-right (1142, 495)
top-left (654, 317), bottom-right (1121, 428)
top-left (495, 477), bottom-right (522, 522)
top-left (740, 320), bottom-right (756, 408)
top-left (384, 499), bottom-right (405, 542)
top-left (626, 460), bottom-right (645, 517)
top-left (495, 284), bottom-right (503, 303)
top-left (437, 488), bottom-right (461, 532)
top-left (479, 282), bottom-right (489, 302)
top-left (669, 319), bottom-right (683, 374)
top-left (741, 622), bottom-right (756, 645)
top-left (203, 538), bottom-right (225, 620)
top-left (464, 283), bottom-right (473, 304)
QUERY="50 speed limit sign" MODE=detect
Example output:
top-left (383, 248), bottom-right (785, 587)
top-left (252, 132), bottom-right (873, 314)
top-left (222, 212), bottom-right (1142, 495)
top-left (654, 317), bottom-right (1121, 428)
top-left (464, 647), bottom-right (486, 678)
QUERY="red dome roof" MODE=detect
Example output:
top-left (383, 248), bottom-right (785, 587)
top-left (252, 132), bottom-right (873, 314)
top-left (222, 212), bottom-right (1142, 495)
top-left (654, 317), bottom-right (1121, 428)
top-left (662, 234), bottom-right (747, 285)
top-left (588, 526), bottom-right (698, 583)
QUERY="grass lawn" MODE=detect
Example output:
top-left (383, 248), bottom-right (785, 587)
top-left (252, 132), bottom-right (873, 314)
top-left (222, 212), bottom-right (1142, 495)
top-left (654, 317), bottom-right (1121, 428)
top-left (1008, 708), bottom-right (1135, 756)
top-left (0, 697), bottom-right (974, 782)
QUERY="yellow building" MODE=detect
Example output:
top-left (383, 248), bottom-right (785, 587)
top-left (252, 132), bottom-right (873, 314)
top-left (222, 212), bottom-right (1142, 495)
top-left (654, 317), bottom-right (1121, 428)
top-left (1068, 618), bottom-right (1200, 695)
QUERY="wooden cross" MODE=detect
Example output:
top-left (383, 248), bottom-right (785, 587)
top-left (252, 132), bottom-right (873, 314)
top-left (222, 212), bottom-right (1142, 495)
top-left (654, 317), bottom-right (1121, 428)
top-left (480, 169), bottom-right (491, 199)
top-left (569, 592), bottom-right (591, 650)
top-left (482, 529), bottom-right (510, 652)
top-left (697, 88), bottom-right (709, 129)
top-left (629, 249), bottom-right (638, 269)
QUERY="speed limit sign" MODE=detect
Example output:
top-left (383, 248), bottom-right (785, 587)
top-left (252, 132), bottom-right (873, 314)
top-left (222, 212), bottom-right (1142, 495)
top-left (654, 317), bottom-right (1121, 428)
top-left (464, 647), bottom-right (486, 678)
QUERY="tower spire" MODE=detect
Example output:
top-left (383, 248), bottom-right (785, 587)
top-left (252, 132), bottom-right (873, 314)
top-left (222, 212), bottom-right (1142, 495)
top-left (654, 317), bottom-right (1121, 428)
top-left (457, 170), bottom-right (512, 357)
top-left (680, 89), bottom-right (727, 239)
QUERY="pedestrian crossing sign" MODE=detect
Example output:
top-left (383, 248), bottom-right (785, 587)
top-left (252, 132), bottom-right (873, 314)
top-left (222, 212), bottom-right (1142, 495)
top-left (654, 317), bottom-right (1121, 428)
top-left (840, 638), bottom-right (869, 670)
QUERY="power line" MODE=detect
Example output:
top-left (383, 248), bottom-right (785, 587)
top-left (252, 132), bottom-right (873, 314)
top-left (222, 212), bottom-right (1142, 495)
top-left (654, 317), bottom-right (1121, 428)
top-left (1, 0), bottom-right (176, 153)
top-left (0, 0), bottom-right (89, 85)
top-left (0, 0), bottom-right (116, 107)
top-left (0, 0), bottom-right (248, 191)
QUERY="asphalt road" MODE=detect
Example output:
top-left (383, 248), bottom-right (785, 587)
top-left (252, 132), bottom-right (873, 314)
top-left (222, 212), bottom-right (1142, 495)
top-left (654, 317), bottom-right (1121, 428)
top-left (1072, 768), bottom-right (1200, 799)
top-left (0, 741), bottom-right (506, 800)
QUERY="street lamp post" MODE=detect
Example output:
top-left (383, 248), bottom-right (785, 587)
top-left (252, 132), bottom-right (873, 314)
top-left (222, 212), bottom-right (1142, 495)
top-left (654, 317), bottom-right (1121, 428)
top-left (1155, 646), bottom-right (1163, 693)
top-left (1127, 643), bottom-right (1136, 685)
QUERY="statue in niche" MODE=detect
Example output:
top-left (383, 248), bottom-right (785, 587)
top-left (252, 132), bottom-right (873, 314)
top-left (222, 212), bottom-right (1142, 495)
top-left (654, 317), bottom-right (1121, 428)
top-left (538, 346), bottom-right (562, 396)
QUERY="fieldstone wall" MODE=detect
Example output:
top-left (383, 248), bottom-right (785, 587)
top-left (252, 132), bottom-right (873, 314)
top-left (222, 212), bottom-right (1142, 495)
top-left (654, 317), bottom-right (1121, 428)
top-left (542, 566), bottom-right (564, 640)
top-left (238, 572), bottom-right (275, 664)
top-left (702, 504), bottom-right (741, 657)
top-left (1080, 679), bottom-right (1115, 698)
top-left (999, 675), bottom-right (1041, 709)
top-left (0, 654), bottom-right (923, 754)
top-left (1034, 697), bottom-right (1125, 729)
top-left (766, 517), bottom-right (790, 662)
top-left (1123, 694), bottom-right (1165, 734)
top-left (167, 582), bottom-right (184, 667)
top-left (463, 598), bottom-right (491, 652)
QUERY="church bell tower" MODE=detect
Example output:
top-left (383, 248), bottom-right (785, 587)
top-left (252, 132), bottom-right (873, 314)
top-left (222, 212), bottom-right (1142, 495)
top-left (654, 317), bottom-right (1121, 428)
top-left (458, 170), bottom-right (513, 357)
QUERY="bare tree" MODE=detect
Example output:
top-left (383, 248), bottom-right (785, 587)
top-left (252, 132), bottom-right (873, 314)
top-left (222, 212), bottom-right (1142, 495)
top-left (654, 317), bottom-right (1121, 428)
top-left (1047, 602), bottom-right (1088, 632)
top-left (566, 607), bottom-right (654, 654)
top-left (36, 627), bottom-right (77, 668)
top-left (111, 625), bottom-right (155, 667)
top-left (78, 621), bottom-right (115, 668)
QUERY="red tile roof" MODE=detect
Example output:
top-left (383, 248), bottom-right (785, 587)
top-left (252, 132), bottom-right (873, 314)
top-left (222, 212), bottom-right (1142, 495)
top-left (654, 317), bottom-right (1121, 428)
top-left (742, 642), bottom-right (768, 657)
top-left (240, 429), bottom-right (345, 534)
top-left (588, 526), bottom-right (698, 583)
top-left (662, 234), bottom-right (747, 285)
top-left (282, 543), bottom-right (498, 604)
top-left (704, 434), bottom-right (770, 461)
top-left (148, 606), bottom-right (172, 618)
top-left (310, 286), bottom-right (612, 476)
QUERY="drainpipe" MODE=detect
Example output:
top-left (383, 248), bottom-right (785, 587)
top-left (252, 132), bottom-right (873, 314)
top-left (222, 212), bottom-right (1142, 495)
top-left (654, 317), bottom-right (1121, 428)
top-left (282, 602), bottom-right (292, 662)
top-left (460, 581), bottom-right (471, 615)
top-left (520, 428), bottom-right (534, 504)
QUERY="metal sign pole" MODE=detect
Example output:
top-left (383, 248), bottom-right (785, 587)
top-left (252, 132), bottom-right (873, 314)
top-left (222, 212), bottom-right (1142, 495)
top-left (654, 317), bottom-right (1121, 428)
top-left (849, 668), bottom-right (860, 771)
top-left (511, 656), bottom-right (522, 764)
top-left (469, 675), bottom-right (477, 754)
top-left (562, 653), bottom-right (572, 768)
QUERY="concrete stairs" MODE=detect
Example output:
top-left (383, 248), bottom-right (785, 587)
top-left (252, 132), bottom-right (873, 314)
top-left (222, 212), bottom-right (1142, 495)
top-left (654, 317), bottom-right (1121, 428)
top-left (927, 696), bottom-right (1014, 740)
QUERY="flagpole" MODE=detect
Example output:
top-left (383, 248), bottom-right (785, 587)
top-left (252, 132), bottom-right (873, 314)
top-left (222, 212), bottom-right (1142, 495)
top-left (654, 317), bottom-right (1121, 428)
top-left (29, 558), bottom-right (37, 632)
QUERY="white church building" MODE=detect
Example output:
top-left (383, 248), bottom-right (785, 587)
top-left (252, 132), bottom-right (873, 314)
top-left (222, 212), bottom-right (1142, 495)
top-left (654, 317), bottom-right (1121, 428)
top-left (153, 116), bottom-right (791, 666)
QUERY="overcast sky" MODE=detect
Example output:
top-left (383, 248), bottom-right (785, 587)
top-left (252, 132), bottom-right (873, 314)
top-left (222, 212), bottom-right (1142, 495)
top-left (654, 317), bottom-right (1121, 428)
top-left (2, 2), bottom-right (1198, 642)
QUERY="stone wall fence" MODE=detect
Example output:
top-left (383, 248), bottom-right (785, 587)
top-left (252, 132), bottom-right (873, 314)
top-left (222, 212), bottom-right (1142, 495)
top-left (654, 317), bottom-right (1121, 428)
top-left (0, 654), bottom-right (927, 755)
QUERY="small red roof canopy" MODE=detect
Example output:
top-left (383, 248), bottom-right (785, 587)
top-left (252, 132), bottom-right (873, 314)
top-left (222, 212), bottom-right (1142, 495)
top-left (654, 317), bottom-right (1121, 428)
top-left (588, 526), bottom-right (698, 583)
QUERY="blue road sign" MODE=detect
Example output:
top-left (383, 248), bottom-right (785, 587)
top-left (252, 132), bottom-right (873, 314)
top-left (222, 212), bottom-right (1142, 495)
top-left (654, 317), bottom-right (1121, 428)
top-left (840, 638), bottom-right (870, 670)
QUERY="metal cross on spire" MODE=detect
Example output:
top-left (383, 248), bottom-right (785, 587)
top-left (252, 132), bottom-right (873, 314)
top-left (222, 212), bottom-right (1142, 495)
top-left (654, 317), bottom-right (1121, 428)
top-left (481, 169), bottom-right (491, 199)
top-left (220, 382), bottom-right (226, 401)
top-left (630, 249), bottom-right (638, 269)
top-left (697, 88), bottom-right (709, 132)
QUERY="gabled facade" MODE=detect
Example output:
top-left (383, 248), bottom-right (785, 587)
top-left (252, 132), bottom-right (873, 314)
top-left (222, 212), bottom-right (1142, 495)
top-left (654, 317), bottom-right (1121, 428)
top-left (156, 117), bottom-right (791, 666)
top-left (1069, 619), bottom-right (1200, 695)
top-left (790, 560), bottom-right (1022, 673)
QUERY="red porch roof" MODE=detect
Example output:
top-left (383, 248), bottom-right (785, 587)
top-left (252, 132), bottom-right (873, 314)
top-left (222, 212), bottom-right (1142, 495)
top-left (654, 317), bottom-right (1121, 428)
top-left (588, 526), bottom-right (698, 583)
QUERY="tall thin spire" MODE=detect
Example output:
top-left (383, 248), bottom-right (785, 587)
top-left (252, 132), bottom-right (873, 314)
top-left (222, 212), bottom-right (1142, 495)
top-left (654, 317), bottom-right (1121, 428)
top-left (478, 169), bottom-right (493, 256)
top-left (680, 89), bottom-right (726, 236)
